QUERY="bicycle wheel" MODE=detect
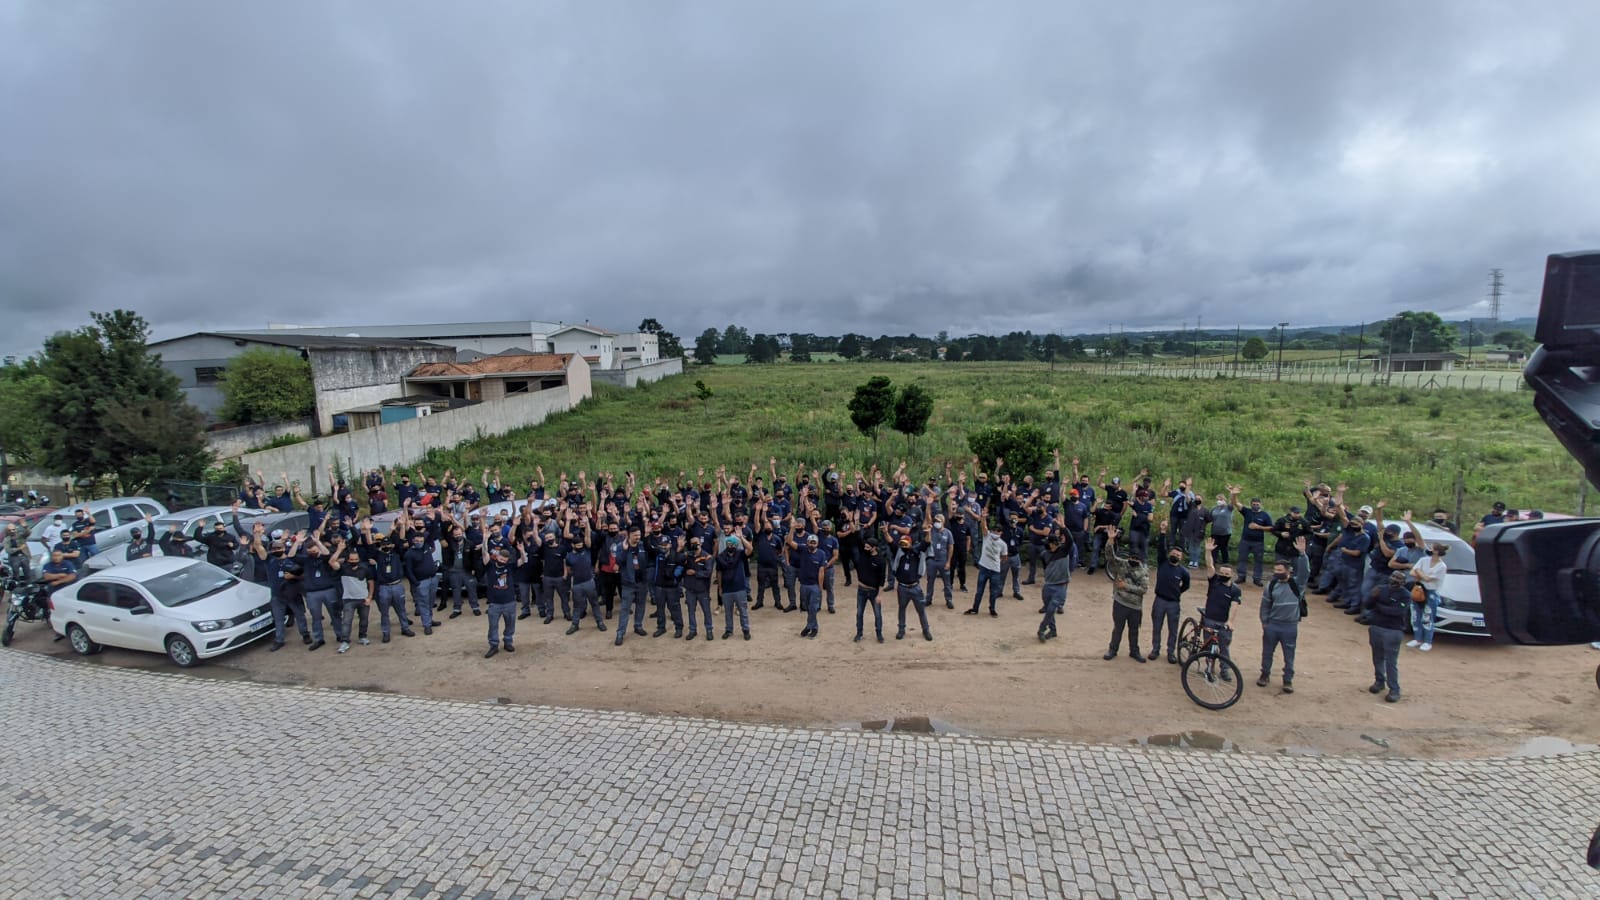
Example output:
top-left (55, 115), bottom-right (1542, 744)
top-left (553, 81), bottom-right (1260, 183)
top-left (1181, 651), bottom-right (1243, 710)
top-left (1175, 618), bottom-right (1199, 665)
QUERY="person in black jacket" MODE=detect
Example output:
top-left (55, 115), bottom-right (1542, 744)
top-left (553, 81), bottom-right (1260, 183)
top-left (1363, 571), bottom-right (1409, 703)
top-left (194, 518), bottom-right (240, 569)
top-left (648, 533), bottom-right (686, 638)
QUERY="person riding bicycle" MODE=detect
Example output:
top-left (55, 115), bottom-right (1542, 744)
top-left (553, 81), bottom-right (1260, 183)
top-left (1197, 536), bottom-right (1242, 680)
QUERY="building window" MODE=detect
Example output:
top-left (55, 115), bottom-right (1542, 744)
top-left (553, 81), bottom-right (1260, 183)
top-left (195, 366), bottom-right (226, 385)
top-left (621, 346), bottom-right (637, 352)
top-left (504, 380), bottom-right (530, 395)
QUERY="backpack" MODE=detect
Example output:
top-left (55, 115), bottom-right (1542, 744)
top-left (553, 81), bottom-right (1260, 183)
top-left (1290, 578), bottom-right (1307, 619)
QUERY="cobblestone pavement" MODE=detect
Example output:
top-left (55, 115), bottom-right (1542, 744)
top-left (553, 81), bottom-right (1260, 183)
top-left (5, 650), bottom-right (1598, 899)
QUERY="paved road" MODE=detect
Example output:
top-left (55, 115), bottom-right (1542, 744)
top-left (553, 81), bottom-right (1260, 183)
top-left (5, 650), bottom-right (1597, 899)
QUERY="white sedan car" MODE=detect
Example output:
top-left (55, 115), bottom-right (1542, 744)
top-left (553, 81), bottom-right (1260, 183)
top-left (50, 557), bottom-right (273, 668)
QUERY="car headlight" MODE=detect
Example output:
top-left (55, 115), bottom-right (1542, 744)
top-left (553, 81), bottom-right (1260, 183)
top-left (192, 618), bottom-right (235, 633)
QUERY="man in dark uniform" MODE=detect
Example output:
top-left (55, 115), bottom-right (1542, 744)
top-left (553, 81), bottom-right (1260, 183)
top-left (1148, 544), bottom-right (1192, 663)
top-left (1198, 537), bottom-right (1243, 679)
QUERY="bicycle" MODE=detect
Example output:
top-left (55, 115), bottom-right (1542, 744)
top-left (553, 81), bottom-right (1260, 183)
top-left (1176, 609), bottom-right (1243, 710)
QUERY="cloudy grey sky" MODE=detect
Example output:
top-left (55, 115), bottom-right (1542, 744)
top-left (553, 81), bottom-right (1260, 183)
top-left (3, 1), bottom-right (1597, 355)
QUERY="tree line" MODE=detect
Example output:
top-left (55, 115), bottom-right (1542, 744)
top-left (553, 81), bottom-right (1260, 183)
top-left (689, 313), bottom-right (1535, 365)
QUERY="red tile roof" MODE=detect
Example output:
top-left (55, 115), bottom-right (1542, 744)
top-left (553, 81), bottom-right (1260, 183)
top-left (409, 353), bottom-right (574, 379)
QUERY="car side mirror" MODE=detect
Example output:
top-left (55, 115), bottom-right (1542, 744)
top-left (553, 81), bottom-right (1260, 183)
top-left (128, 603), bottom-right (152, 616)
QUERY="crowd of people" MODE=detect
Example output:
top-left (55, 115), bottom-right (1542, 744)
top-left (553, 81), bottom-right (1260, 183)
top-left (13, 454), bottom-right (1522, 702)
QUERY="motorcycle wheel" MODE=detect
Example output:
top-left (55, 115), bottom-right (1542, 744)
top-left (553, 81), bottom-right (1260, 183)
top-left (1, 610), bottom-right (17, 646)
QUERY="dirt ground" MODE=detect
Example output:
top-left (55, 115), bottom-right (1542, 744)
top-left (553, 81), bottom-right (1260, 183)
top-left (14, 573), bottom-right (1600, 759)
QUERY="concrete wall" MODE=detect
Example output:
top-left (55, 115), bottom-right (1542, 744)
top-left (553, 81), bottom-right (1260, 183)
top-left (205, 419), bottom-right (314, 460)
top-left (307, 345), bottom-right (454, 433)
top-left (591, 356), bottom-right (683, 388)
top-left (241, 388), bottom-right (574, 494)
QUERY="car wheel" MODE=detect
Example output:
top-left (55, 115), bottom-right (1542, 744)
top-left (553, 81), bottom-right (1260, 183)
top-left (165, 634), bottom-right (199, 668)
top-left (67, 623), bottom-right (101, 656)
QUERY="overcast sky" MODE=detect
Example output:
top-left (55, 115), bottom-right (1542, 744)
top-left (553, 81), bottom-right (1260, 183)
top-left (3, 1), bottom-right (1598, 356)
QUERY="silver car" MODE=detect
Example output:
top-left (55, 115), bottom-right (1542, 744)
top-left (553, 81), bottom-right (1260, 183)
top-left (26, 497), bottom-right (168, 574)
top-left (84, 506), bottom-right (269, 572)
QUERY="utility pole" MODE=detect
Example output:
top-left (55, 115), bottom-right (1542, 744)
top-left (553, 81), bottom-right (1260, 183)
top-left (1194, 314), bottom-right (1202, 369)
top-left (1488, 268), bottom-right (1503, 323)
top-left (1275, 322), bottom-right (1289, 381)
top-left (1357, 321), bottom-right (1366, 371)
top-left (1232, 325), bottom-right (1241, 372)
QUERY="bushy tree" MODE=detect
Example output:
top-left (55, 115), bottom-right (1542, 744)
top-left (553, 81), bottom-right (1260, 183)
top-left (891, 383), bottom-right (934, 454)
top-left (1379, 311), bottom-right (1457, 353)
top-left (1241, 337), bottom-right (1270, 361)
top-left (788, 333), bottom-right (813, 363)
top-left (745, 334), bottom-right (780, 364)
top-left (34, 310), bottom-right (209, 492)
top-left (967, 424), bottom-right (1050, 480)
top-left (0, 365), bottom-right (49, 465)
top-left (218, 347), bottom-right (315, 424)
top-left (848, 376), bottom-right (895, 455)
top-left (838, 333), bottom-right (862, 359)
top-left (718, 324), bottom-right (750, 355)
top-left (693, 328), bottom-right (720, 365)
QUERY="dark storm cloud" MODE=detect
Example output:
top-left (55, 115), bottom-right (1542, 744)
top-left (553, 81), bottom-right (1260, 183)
top-left (2, 1), bottom-right (1598, 355)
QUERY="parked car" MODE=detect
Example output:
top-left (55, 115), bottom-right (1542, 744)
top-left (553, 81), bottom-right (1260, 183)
top-left (82, 506), bottom-right (270, 572)
top-left (25, 497), bottom-right (168, 574)
top-left (1404, 520), bottom-right (1486, 638)
top-left (0, 507), bottom-right (56, 530)
top-left (49, 557), bottom-right (273, 667)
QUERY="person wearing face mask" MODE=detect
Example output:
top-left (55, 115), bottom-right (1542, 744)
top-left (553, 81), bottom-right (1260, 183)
top-left (1101, 526), bottom-right (1148, 662)
top-left (262, 535), bottom-right (309, 651)
top-left (613, 527), bottom-right (651, 645)
top-left (1146, 535), bottom-right (1192, 663)
top-left (1326, 511), bottom-right (1371, 613)
top-left (714, 534), bottom-right (753, 641)
top-left (681, 536), bottom-right (715, 641)
top-left (440, 515), bottom-right (481, 618)
top-left (852, 537), bottom-right (888, 643)
top-left (1233, 489), bottom-right (1272, 587)
top-left (1037, 534), bottom-right (1076, 642)
top-left (752, 516), bottom-right (785, 611)
top-left (1364, 571), bottom-right (1410, 702)
top-left (1196, 537), bottom-right (1242, 679)
top-left (1408, 540), bottom-right (1449, 653)
top-left (329, 540), bottom-right (373, 653)
top-left (1257, 558), bottom-right (1305, 693)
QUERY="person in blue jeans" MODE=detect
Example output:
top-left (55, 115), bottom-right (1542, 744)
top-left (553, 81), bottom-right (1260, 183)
top-left (481, 544), bottom-right (518, 658)
top-left (971, 508), bottom-right (1007, 615)
top-left (1407, 542), bottom-right (1448, 652)
top-left (1036, 538), bottom-right (1075, 641)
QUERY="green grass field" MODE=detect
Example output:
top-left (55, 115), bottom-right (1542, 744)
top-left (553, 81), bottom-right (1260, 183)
top-left (419, 362), bottom-right (1581, 521)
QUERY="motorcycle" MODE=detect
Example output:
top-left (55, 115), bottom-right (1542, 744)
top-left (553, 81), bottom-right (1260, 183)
top-left (1, 566), bottom-right (50, 647)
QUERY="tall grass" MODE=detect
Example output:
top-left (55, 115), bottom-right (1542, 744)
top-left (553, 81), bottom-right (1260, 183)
top-left (418, 363), bottom-right (1581, 520)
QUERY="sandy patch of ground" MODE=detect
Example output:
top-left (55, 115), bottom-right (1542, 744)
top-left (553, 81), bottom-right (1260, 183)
top-left (14, 573), bottom-right (1600, 759)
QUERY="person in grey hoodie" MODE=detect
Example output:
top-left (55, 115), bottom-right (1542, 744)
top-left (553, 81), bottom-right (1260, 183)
top-left (1257, 556), bottom-right (1305, 694)
top-left (1208, 494), bottom-right (1234, 567)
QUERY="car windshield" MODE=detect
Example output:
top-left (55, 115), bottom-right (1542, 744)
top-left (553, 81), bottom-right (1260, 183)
top-left (141, 564), bottom-right (238, 607)
top-left (1438, 540), bottom-right (1476, 575)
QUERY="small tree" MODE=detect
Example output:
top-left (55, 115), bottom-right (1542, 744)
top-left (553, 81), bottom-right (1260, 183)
top-left (693, 379), bottom-right (714, 417)
top-left (891, 383), bottom-right (934, 454)
top-left (967, 424), bottom-right (1050, 480)
top-left (692, 328), bottom-right (720, 365)
top-left (1241, 337), bottom-right (1270, 362)
top-left (217, 347), bottom-right (315, 424)
top-left (838, 333), bottom-right (862, 359)
top-left (788, 333), bottom-right (813, 363)
top-left (848, 376), bottom-right (895, 456)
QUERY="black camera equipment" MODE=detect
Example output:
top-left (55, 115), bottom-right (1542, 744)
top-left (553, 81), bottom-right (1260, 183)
top-left (1478, 250), bottom-right (1600, 645)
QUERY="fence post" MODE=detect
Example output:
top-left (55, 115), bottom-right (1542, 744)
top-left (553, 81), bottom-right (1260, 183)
top-left (1453, 471), bottom-right (1465, 534)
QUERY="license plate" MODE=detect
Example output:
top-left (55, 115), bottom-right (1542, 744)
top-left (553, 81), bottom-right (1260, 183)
top-left (1472, 616), bottom-right (1485, 628)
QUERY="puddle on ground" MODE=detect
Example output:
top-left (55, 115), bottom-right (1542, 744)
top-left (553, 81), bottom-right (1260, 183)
top-left (1133, 731), bottom-right (1234, 751)
top-left (339, 684), bottom-right (398, 694)
top-left (841, 716), bottom-right (963, 735)
top-left (1512, 736), bottom-right (1599, 757)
